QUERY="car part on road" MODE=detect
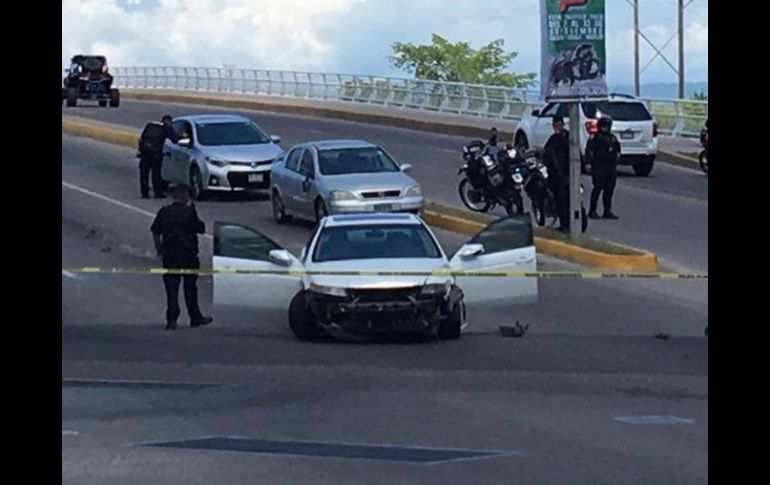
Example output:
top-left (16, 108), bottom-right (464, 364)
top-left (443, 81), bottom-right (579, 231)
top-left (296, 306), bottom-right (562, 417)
top-left (499, 321), bottom-right (529, 338)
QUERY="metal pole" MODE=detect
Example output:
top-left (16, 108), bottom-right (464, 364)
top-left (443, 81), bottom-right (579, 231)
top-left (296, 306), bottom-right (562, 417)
top-left (633, 0), bottom-right (640, 97)
top-left (678, 0), bottom-right (685, 99)
top-left (568, 102), bottom-right (582, 240)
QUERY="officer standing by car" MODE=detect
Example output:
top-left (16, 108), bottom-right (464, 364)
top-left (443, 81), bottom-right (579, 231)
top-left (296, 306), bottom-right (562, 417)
top-left (150, 183), bottom-right (213, 330)
top-left (543, 116), bottom-right (570, 231)
top-left (585, 116), bottom-right (621, 220)
top-left (138, 115), bottom-right (179, 198)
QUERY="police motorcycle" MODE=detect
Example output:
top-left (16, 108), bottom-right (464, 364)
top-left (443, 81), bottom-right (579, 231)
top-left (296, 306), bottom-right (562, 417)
top-left (457, 141), bottom-right (525, 216)
top-left (512, 149), bottom-right (558, 227)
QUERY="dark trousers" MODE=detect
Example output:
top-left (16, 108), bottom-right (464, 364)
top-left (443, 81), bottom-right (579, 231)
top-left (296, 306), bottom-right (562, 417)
top-left (589, 167), bottom-right (617, 214)
top-left (163, 273), bottom-right (203, 324)
top-left (553, 183), bottom-right (570, 230)
top-left (139, 159), bottom-right (165, 198)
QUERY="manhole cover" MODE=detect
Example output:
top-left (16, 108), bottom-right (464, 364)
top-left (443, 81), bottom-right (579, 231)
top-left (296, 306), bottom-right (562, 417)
top-left (62, 378), bottom-right (221, 390)
top-left (613, 415), bottom-right (695, 425)
top-left (142, 436), bottom-right (516, 464)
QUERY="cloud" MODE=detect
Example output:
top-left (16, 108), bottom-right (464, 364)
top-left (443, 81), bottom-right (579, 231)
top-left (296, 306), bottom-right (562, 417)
top-left (63, 0), bottom-right (707, 84)
top-left (62, 0), bottom-right (362, 69)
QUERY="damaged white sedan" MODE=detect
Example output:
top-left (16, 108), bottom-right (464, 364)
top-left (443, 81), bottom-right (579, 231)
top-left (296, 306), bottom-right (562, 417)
top-left (213, 213), bottom-right (538, 341)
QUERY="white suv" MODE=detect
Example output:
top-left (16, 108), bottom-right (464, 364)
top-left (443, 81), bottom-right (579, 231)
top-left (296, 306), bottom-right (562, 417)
top-left (514, 94), bottom-right (659, 176)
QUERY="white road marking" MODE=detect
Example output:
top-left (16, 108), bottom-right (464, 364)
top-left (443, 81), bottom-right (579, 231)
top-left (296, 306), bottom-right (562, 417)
top-left (61, 270), bottom-right (80, 279)
top-left (61, 181), bottom-right (212, 240)
top-left (62, 430), bottom-right (79, 435)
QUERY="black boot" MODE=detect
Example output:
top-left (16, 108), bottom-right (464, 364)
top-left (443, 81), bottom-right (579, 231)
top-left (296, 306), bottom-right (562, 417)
top-left (191, 316), bottom-right (214, 328)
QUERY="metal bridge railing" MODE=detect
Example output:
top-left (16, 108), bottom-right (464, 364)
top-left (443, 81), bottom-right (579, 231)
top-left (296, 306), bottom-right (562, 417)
top-left (87, 66), bottom-right (707, 138)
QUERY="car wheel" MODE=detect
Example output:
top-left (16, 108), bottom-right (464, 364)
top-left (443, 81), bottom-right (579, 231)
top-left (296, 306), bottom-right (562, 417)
top-left (272, 189), bottom-right (291, 223)
top-left (288, 291), bottom-right (327, 342)
top-left (189, 167), bottom-right (207, 201)
top-left (515, 131), bottom-right (529, 151)
top-left (632, 158), bottom-right (654, 177)
top-left (437, 302), bottom-right (463, 340)
top-left (65, 88), bottom-right (78, 107)
top-left (314, 198), bottom-right (328, 224)
top-left (109, 88), bottom-right (120, 107)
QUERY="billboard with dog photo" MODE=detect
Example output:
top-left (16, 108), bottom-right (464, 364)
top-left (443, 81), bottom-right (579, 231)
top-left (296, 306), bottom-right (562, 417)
top-left (540, 0), bottom-right (608, 101)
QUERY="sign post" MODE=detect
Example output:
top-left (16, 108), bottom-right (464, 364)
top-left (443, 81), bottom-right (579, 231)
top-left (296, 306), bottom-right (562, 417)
top-left (540, 0), bottom-right (608, 240)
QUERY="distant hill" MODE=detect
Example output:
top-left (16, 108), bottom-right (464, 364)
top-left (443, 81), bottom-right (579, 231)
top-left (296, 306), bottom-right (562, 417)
top-left (608, 82), bottom-right (708, 100)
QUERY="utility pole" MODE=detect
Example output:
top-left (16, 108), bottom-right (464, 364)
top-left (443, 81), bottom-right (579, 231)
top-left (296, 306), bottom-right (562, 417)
top-left (633, 0), bottom-right (640, 97)
top-left (678, 0), bottom-right (685, 99)
top-left (568, 103), bottom-right (583, 241)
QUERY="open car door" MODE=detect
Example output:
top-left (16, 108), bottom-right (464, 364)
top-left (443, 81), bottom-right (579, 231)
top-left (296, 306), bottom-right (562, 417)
top-left (213, 222), bottom-right (303, 312)
top-left (449, 215), bottom-right (538, 305)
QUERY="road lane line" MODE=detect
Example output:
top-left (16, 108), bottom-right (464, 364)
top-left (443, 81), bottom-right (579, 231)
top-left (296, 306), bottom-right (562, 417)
top-left (61, 181), bottom-right (213, 240)
top-left (61, 270), bottom-right (80, 279)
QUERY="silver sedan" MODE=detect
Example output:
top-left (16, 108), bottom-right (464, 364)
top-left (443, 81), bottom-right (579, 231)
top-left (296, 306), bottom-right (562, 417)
top-left (161, 114), bottom-right (284, 200)
top-left (269, 140), bottom-right (424, 223)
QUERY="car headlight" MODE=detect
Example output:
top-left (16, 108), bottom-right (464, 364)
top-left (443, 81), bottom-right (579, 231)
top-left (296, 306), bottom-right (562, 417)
top-left (329, 190), bottom-right (356, 201)
top-left (204, 157), bottom-right (229, 167)
top-left (309, 283), bottom-right (348, 297)
top-left (420, 282), bottom-right (451, 298)
top-left (405, 185), bottom-right (422, 197)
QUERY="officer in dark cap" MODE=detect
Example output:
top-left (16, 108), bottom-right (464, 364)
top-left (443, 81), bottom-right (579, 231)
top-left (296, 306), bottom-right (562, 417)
top-left (150, 183), bottom-right (213, 330)
top-left (137, 115), bottom-right (180, 198)
top-left (585, 116), bottom-right (621, 219)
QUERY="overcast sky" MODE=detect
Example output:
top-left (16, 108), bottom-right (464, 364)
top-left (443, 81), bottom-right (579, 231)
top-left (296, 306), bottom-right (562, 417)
top-left (62, 0), bottom-right (708, 86)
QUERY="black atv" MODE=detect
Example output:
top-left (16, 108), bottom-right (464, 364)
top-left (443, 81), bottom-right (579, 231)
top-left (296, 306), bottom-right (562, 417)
top-left (62, 55), bottom-right (120, 108)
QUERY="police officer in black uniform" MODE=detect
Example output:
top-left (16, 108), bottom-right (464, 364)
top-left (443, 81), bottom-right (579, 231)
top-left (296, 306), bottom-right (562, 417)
top-left (585, 116), bottom-right (621, 219)
top-left (150, 183), bottom-right (213, 330)
top-left (138, 115), bottom-right (179, 198)
top-left (543, 116), bottom-right (570, 231)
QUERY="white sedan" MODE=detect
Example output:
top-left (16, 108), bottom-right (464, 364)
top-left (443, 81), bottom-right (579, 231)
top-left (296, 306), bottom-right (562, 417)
top-left (212, 213), bottom-right (538, 341)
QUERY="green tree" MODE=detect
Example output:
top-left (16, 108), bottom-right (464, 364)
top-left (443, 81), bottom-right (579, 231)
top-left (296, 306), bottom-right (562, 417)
top-left (389, 34), bottom-right (536, 88)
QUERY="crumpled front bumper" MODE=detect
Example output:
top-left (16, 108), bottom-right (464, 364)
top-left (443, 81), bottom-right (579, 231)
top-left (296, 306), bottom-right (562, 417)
top-left (306, 288), bottom-right (450, 336)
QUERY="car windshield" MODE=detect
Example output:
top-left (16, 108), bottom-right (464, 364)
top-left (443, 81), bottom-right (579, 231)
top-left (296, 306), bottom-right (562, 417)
top-left (318, 147), bottom-right (400, 175)
top-left (582, 102), bottom-right (652, 121)
top-left (195, 121), bottom-right (271, 146)
top-left (312, 224), bottom-right (441, 262)
top-left (76, 57), bottom-right (105, 72)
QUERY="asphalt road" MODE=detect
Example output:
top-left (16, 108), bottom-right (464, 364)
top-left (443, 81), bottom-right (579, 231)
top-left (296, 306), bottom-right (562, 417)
top-left (62, 135), bottom-right (707, 484)
top-left (63, 100), bottom-right (708, 272)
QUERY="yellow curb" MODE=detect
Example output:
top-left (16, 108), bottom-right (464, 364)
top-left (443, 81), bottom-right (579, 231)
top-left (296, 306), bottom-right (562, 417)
top-left (422, 210), bottom-right (659, 271)
top-left (62, 116), bottom-right (659, 271)
top-left (62, 118), bottom-right (137, 149)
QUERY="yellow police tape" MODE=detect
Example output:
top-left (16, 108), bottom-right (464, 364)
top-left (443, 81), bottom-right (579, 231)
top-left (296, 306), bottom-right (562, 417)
top-left (62, 267), bottom-right (708, 280)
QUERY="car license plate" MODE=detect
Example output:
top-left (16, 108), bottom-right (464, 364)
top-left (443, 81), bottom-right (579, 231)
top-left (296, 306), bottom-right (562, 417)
top-left (620, 131), bottom-right (635, 140)
top-left (373, 204), bottom-right (394, 212)
top-left (248, 173), bottom-right (263, 183)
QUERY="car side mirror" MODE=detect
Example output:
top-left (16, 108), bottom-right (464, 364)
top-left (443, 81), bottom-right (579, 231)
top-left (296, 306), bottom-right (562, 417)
top-left (270, 135), bottom-right (281, 144)
top-left (459, 243), bottom-right (485, 260)
top-left (268, 249), bottom-right (293, 266)
top-left (177, 138), bottom-right (191, 148)
top-left (400, 163), bottom-right (412, 173)
top-left (532, 109), bottom-right (541, 117)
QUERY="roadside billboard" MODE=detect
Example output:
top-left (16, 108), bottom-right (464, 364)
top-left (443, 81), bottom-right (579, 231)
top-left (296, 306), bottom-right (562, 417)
top-left (540, 0), bottom-right (608, 101)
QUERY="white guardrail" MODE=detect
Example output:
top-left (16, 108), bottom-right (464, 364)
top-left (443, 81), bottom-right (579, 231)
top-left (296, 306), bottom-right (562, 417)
top-left (81, 66), bottom-right (707, 137)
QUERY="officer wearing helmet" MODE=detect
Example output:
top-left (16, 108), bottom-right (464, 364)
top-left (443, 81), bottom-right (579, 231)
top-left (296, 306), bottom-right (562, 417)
top-left (585, 115), bottom-right (621, 219)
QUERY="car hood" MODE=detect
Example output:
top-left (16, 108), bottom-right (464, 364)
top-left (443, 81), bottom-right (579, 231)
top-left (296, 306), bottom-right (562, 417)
top-left (321, 172), bottom-right (417, 191)
top-left (199, 143), bottom-right (283, 163)
top-left (306, 258), bottom-right (450, 290)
